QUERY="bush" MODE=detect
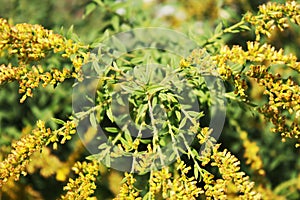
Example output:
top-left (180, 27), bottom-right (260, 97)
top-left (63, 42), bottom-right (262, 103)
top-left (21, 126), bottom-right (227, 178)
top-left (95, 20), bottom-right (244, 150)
top-left (0, 0), bottom-right (299, 199)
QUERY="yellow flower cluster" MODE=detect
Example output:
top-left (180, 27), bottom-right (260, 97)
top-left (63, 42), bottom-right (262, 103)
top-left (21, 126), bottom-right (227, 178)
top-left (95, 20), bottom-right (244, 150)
top-left (148, 163), bottom-right (203, 199)
top-left (249, 70), bottom-right (300, 146)
top-left (229, 119), bottom-right (265, 175)
top-left (116, 161), bottom-right (203, 200)
top-left (201, 144), bottom-right (262, 199)
top-left (197, 127), bottom-right (214, 145)
top-left (214, 41), bottom-right (300, 146)
top-left (114, 173), bottom-right (142, 200)
top-left (215, 41), bottom-right (300, 82)
top-left (26, 147), bottom-right (64, 179)
top-left (0, 18), bottom-right (86, 64)
top-left (0, 120), bottom-right (76, 187)
top-left (0, 120), bottom-right (50, 187)
top-left (0, 63), bottom-right (73, 103)
top-left (244, 1), bottom-right (300, 40)
top-left (0, 18), bottom-right (89, 103)
top-left (180, 48), bottom-right (216, 73)
top-left (0, 177), bottom-right (44, 200)
top-left (26, 139), bottom-right (84, 183)
top-left (61, 161), bottom-right (100, 200)
top-left (240, 130), bottom-right (265, 175)
top-left (230, 120), bottom-right (265, 175)
top-left (256, 184), bottom-right (286, 200)
top-left (47, 120), bottom-right (77, 150)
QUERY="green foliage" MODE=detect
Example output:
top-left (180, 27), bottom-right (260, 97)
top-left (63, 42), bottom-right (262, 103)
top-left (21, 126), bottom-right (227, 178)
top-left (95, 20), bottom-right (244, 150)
top-left (0, 0), bottom-right (300, 199)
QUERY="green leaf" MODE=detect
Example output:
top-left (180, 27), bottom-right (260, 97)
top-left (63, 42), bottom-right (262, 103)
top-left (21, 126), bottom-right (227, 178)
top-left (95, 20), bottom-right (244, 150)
top-left (214, 22), bottom-right (223, 35)
top-left (51, 118), bottom-right (65, 125)
top-left (140, 139), bottom-right (151, 144)
top-left (86, 154), bottom-right (100, 161)
top-left (152, 96), bottom-right (158, 107)
top-left (186, 111), bottom-right (204, 119)
top-left (98, 143), bottom-right (109, 150)
top-left (167, 94), bottom-right (178, 103)
top-left (192, 149), bottom-right (200, 160)
top-left (85, 95), bottom-right (95, 104)
top-left (175, 110), bottom-right (181, 121)
top-left (240, 25), bottom-right (251, 31)
top-left (90, 29), bottom-right (110, 48)
top-left (105, 127), bottom-right (119, 133)
top-left (83, 3), bottom-right (97, 19)
top-left (116, 95), bottom-right (125, 106)
top-left (177, 147), bottom-right (187, 154)
top-left (130, 57), bottom-right (145, 65)
top-left (147, 85), bottom-right (166, 95)
top-left (90, 113), bottom-right (98, 128)
top-left (93, 0), bottom-right (104, 6)
top-left (107, 107), bottom-right (114, 122)
top-left (119, 137), bottom-right (130, 148)
top-left (111, 15), bottom-right (120, 31)
top-left (109, 0), bottom-right (129, 11)
top-left (159, 93), bottom-right (167, 102)
top-left (229, 29), bottom-right (240, 33)
top-left (159, 138), bottom-right (166, 146)
top-left (124, 131), bottom-right (133, 143)
top-left (168, 152), bottom-right (176, 161)
top-left (143, 192), bottom-right (150, 200)
top-left (120, 85), bottom-right (134, 93)
top-left (105, 154), bottom-right (111, 167)
top-left (92, 60), bottom-right (103, 75)
top-left (194, 164), bottom-right (199, 179)
top-left (74, 111), bottom-right (87, 119)
top-left (179, 117), bottom-right (187, 129)
top-left (120, 176), bottom-right (128, 184)
top-left (111, 35), bottom-right (127, 53)
top-left (66, 25), bottom-right (74, 39)
top-left (135, 104), bottom-right (148, 124)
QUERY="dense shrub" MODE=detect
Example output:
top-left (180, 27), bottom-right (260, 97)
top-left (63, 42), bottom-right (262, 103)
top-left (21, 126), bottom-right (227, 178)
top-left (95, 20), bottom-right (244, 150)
top-left (0, 0), bottom-right (299, 199)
